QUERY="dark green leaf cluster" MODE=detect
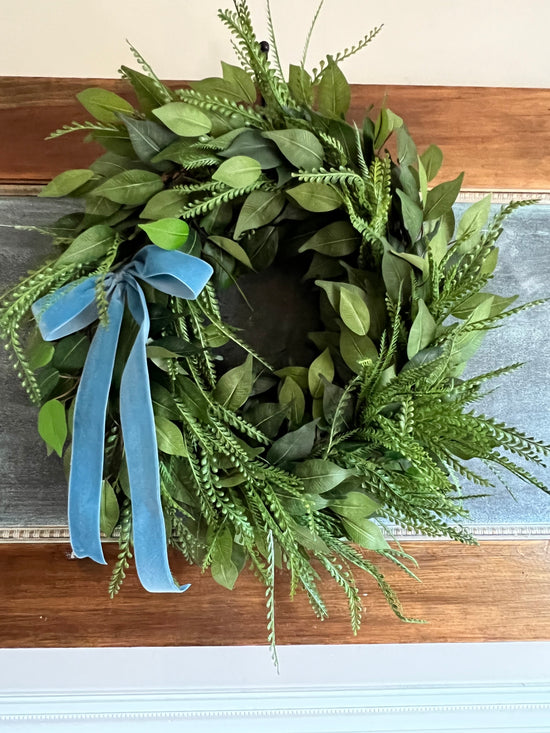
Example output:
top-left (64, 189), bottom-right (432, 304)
top-left (0, 0), bottom-right (547, 647)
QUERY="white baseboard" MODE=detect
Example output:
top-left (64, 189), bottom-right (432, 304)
top-left (1, 643), bottom-right (550, 732)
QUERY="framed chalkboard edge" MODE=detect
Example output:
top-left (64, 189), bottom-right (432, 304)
top-left (2, 523), bottom-right (550, 542)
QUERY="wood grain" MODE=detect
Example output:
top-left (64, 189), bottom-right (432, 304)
top-left (0, 77), bottom-right (549, 191)
top-left (0, 541), bottom-right (549, 647)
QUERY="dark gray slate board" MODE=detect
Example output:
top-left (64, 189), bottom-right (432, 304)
top-left (0, 197), bottom-right (549, 529)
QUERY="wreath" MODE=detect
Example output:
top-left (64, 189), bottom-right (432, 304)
top-left (1, 1), bottom-right (548, 656)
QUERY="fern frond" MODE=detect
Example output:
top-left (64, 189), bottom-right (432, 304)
top-left (45, 121), bottom-right (120, 140)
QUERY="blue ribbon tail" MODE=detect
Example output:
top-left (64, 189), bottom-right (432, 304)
top-left (120, 278), bottom-right (190, 593)
top-left (69, 293), bottom-right (125, 564)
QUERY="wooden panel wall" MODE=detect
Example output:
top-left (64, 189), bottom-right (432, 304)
top-left (0, 77), bottom-right (549, 647)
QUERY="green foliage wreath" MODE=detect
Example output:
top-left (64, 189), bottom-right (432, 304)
top-left (1, 1), bottom-right (548, 654)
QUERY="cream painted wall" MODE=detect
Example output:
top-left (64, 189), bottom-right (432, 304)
top-left (1, 0), bottom-right (549, 86)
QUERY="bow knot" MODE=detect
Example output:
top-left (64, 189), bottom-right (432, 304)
top-left (32, 245), bottom-right (213, 593)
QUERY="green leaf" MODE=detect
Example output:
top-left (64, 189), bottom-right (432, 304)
top-left (407, 299), bottom-right (436, 358)
top-left (221, 61), bottom-right (257, 103)
top-left (213, 354), bottom-right (254, 410)
top-left (52, 334), bottom-right (90, 372)
top-left (339, 287), bottom-right (370, 336)
top-left (279, 376), bottom-right (305, 426)
top-left (150, 382), bottom-right (180, 420)
top-left (38, 169), bottom-right (95, 198)
top-left (293, 459), bottom-right (350, 493)
top-left (244, 226), bottom-right (279, 269)
top-left (308, 348), bottom-right (334, 398)
top-left (330, 491), bottom-right (380, 520)
top-left (155, 416), bottom-right (187, 456)
top-left (119, 115), bottom-right (176, 166)
top-left (209, 236), bottom-right (253, 269)
top-left (381, 249), bottom-right (412, 302)
top-left (177, 376), bottom-right (210, 421)
top-left (274, 366), bottom-right (309, 390)
top-left (420, 144), bottom-right (443, 181)
top-left (210, 526), bottom-right (239, 590)
top-left (340, 326), bottom-right (378, 373)
top-left (189, 76), bottom-right (243, 102)
top-left (233, 191), bottom-right (285, 239)
top-left (91, 169), bottom-right (163, 205)
top-left (153, 102), bottom-right (212, 137)
top-left (139, 218), bottom-right (189, 250)
top-left (266, 420), bottom-right (318, 465)
top-left (288, 182), bottom-right (343, 212)
top-left (140, 189), bottom-right (187, 220)
top-left (455, 195), bottom-right (491, 252)
top-left (373, 107), bottom-right (403, 150)
top-left (417, 157), bottom-right (428, 205)
top-left (120, 65), bottom-right (170, 116)
top-left (424, 172), bottom-right (464, 221)
top-left (397, 189), bottom-right (423, 242)
top-left (56, 224), bottom-right (115, 266)
top-left (76, 88), bottom-right (134, 123)
top-left (298, 220), bottom-right (359, 257)
top-left (100, 480), bottom-right (120, 536)
top-left (288, 64), bottom-right (313, 105)
top-left (451, 292), bottom-right (517, 320)
top-left (37, 399), bottom-right (67, 457)
top-left (89, 128), bottom-right (134, 157)
top-left (391, 250), bottom-right (428, 276)
top-left (341, 517), bottom-right (390, 551)
top-left (220, 129), bottom-right (282, 169)
top-left (262, 129), bottom-right (324, 171)
top-left (317, 58), bottom-right (351, 118)
top-left (396, 127), bottom-right (417, 168)
top-left (27, 333), bottom-right (54, 370)
top-left (212, 155), bottom-right (261, 188)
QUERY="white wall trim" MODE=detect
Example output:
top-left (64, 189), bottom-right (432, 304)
top-left (1, 644), bottom-right (550, 731)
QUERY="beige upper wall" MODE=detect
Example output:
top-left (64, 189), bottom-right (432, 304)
top-left (2, 0), bottom-right (549, 86)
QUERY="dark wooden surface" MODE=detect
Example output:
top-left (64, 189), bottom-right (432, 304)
top-left (1, 78), bottom-right (549, 191)
top-left (0, 541), bottom-right (549, 647)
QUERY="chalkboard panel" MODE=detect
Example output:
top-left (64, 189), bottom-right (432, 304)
top-left (0, 197), bottom-right (549, 533)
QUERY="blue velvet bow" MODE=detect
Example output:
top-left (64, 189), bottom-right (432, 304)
top-left (32, 245), bottom-right (213, 592)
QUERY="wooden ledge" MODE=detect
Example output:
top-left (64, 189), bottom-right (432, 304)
top-left (0, 541), bottom-right (549, 647)
top-left (1, 77), bottom-right (549, 191)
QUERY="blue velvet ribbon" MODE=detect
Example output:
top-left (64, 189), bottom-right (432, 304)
top-left (32, 245), bottom-right (213, 592)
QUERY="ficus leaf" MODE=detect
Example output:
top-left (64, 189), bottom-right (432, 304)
top-left (266, 420), bottom-right (318, 465)
top-left (37, 399), bottom-right (67, 457)
top-left (139, 218), bottom-right (189, 250)
top-left (298, 220), bottom-right (359, 257)
top-left (140, 189), bottom-right (188, 220)
top-left (77, 87), bottom-right (134, 123)
top-left (317, 57), bottom-right (351, 118)
top-left (288, 182), bottom-right (343, 212)
top-left (52, 334), bottom-right (90, 372)
top-left (341, 517), bottom-right (390, 551)
top-left (339, 287), bottom-right (370, 336)
top-left (56, 224), bottom-right (115, 266)
top-left (153, 102), bottom-right (212, 137)
top-left (209, 236), bottom-right (253, 268)
top-left (308, 348), bottom-right (334, 398)
top-left (420, 144), bottom-right (443, 181)
top-left (293, 459), bottom-right (351, 494)
top-left (212, 155), bottom-right (262, 188)
top-left (262, 129), bottom-right (324, 171)
top-left (279, 376), bottom-right (305, 426)
top-left (91, 169), bottom-right (163, 205)
top-left (407, 299), bottom-right (437, 359)
top-left (213, 354), bottom-right (254, 410)
top-left (339, 326), bottom-right (378, 373)
top-left (100, 480), bottom-right (120, 536)
top-left (424, 172), bottom-right (464, 221)
top-left (330, 490), bottom-right (380, 520)
top-left (38, 169), bottom-right (95, 198)
top-left (155, 416), bottom-right (187, 457)
top-left (221, 61), bottom-right (257, 103)
top-left (233, 191), bottom-right (285, 239)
